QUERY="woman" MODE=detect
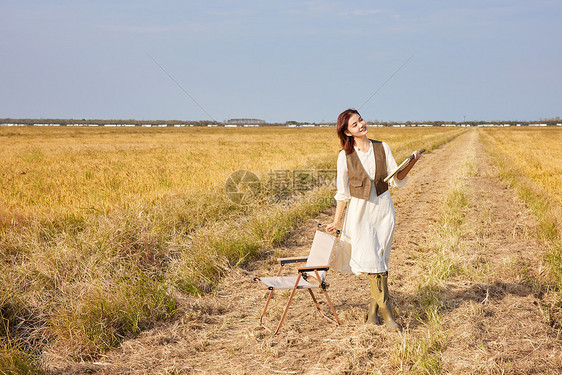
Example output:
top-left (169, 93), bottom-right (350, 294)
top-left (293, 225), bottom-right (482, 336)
top-left (327, 108), bottom-right (421, 332)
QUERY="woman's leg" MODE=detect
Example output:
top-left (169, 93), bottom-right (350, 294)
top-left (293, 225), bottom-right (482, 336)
top-left (367, 272), bottom-right (401, 331)
top-left (366, 275), bottom-right (379, 324)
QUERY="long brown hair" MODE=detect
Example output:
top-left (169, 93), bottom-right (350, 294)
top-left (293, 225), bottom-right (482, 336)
top-left (337, 108), bottom-right (359, 154)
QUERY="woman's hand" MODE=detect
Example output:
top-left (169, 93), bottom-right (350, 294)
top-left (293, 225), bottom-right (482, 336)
top-left (326, 221), bottom-right (339, 232)
top-left (327, 201), bottom-right (347, 232)
top-left (396, 150), bottom-right (423, 180)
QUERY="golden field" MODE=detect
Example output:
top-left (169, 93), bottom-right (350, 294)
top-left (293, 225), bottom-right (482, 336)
top-left (0, 125), bottom-right (462, 370)
top-left (481, 127), bottom-right (562, 204)
top-left (0, 126), bottom-right (460, 220)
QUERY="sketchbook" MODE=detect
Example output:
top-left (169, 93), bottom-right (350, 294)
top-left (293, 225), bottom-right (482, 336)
top-left (383, 149), bottom-right (425, 183)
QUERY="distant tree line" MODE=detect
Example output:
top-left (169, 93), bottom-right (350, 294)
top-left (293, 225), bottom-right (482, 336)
top-left (1, 117), bottom-right (561, 127)
top-left (0, 118), bottom-right (223, 126)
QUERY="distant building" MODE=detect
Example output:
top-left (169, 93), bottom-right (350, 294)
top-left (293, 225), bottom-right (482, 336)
top-left (226, 118), bottom-right (265, 125)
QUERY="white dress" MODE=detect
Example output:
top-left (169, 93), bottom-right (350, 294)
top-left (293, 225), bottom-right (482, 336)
top-left (332, 141), bottom-right (407, 275)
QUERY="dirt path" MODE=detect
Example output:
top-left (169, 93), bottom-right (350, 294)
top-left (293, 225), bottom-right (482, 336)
top-left (55, 129), bottom-right (561, 374)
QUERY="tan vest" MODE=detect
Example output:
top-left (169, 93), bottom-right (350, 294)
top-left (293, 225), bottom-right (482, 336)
top-left (346, 139), bottom-right (388, 200)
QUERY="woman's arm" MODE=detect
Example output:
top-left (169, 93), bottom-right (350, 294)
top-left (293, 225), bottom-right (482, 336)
top-left (328, 151), bottom-right (350, 232)
top-left (396, 150), bottom-right (422, 181)
top-left (327, 200), bottom-right (346, 232)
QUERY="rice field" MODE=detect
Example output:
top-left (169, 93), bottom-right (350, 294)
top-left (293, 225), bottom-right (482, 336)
top-left (0, 125), bottom-right (462, 369)
top-left (481, 127), bottom-right (562, 204)
top-left (0, 126), bottom-right (461, 219)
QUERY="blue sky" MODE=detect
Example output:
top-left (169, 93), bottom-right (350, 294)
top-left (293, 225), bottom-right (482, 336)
top-left (1, 0), bottom-right (560, 123)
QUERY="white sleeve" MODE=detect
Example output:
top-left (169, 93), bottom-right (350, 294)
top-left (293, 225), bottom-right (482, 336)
top-left (383, 142), bottom-right (407, 188)
top-left (334, 150), bottom-right (352, 202)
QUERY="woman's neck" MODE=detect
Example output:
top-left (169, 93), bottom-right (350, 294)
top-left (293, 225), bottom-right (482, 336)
top-left (354, 136), bottom-right (370, 152)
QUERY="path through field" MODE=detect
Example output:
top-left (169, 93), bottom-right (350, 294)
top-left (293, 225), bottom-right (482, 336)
top-left (57, 129), bottom-right (561, 374)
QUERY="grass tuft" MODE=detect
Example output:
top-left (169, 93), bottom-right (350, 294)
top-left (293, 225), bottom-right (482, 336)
top-left (393, 319), bottom-right (447, 374)
top-left (50, 271), bottom-right (176, 358)
top-left (0, 339), bottom-right (42, 375)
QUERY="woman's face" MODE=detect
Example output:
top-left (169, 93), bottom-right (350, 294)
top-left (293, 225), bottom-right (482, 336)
top-left (344, 113), bottom-right (367, 138)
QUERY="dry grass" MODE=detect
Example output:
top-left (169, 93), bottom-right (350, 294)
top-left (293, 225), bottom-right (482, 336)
top-left (481, 128), bottom-right (562, 329)
top-left (387, 129), bottom-right (561, 374)
top-left (480, 128), bottom-right (562, 239)
top-left (38, 128), bottom-right (562, 374)
top-left (481, 127), bottom-right (562, 204)
top-left (392, 135), bottom-right (475, 374)
top-left (0, 125), bottom-right (462, 368)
